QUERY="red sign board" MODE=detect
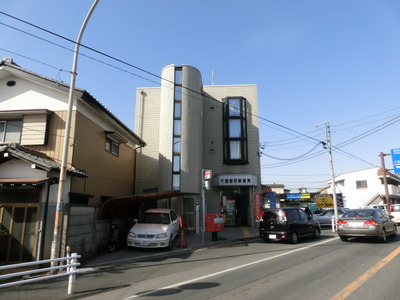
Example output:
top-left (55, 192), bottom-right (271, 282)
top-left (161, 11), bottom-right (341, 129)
top-left (203, 170), bottom-right (212, 179)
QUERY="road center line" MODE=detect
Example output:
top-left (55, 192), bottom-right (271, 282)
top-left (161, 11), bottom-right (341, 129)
top-left (125, 237), bottom-right (337, 299)
top-left (329, 246), bottom-right (400, 300)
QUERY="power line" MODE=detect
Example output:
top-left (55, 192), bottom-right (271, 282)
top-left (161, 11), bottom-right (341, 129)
top-left (0, 12), bottom-right (323, 145)
top-left (261, 142), bottom-right (322, 160)
top-left (2, 11), bottom-right (399, 171)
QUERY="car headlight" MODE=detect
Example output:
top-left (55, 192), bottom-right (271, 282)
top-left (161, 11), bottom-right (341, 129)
top-left (128, 232), bottom-right (137, 238)
top-left (155, 233), bottom-right (167, 239)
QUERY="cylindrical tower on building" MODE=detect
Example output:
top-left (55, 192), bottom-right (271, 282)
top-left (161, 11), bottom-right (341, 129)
top-left (158, 65), bottom-right (203, 193)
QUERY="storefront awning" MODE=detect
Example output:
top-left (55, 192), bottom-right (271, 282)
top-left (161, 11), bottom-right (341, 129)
top-left (100, 191), bottom-right (182, 219)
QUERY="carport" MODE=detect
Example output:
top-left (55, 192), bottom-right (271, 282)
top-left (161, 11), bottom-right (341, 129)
top-left (100, 191), bottom-right (182, 220)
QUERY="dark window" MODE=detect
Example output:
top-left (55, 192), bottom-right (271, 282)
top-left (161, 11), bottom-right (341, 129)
top-left (298, 210), bottom-right (308, 220)
top-left (172, 67), bottom-right (183, 191)
top-left (105, 138), bottom-right (119, 156)
top-left (223, 97), bottom-right (248, 164)
top-left (356, 180), bottom-right (368, 189)
top-left (286, 209), bottom-right (301, 221)
top-left (170, 211), bottom-right (178, 221)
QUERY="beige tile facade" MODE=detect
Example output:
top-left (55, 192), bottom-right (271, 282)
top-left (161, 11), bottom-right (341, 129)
top-left (135, 65), bottom-right (261, 227)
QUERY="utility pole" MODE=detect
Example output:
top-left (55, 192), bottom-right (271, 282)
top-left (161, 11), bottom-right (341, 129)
top-left (50, 0), bottom-right (99, 267)
top-left (380, 152), bottom-right (391, 207)
top-left (317, 121), bottom-right (339, 228)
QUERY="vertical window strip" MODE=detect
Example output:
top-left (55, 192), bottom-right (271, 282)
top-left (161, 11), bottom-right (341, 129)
top-left (223, 97), bottom-right (248, 164)
top-left (172, 67), bottom-right (183, 191)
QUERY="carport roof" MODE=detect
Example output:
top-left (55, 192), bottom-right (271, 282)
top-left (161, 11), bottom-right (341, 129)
top-left (100, 191), bottom-right (182, 219)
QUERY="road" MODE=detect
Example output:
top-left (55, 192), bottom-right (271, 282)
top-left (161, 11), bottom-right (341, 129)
top-left (2, 229), bottom-right (400, 300)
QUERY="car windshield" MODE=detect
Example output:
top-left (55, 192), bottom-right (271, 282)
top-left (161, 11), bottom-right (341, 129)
top-left (139, 212), bottom-right (170, 224)
top-left (344, 210), bottom-right (374, 218)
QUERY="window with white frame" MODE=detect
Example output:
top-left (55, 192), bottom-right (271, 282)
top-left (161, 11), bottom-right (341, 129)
top-left (0, 119), bottom-right (22, 144)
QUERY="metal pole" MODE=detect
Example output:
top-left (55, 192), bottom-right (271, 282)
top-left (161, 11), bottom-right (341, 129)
top-left (380, 152), bottom-right (390, 206)
top-left (50, 0), bottom-right (100, 265)
top-left (317, 122), bottom-right (338, 230)
top-left (201, 169), bottom-right (205, 243)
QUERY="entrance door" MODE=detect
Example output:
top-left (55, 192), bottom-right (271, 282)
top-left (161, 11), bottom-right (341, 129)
top-left (0, 205), bottom-right (39, 263)
top-left (223, 187), bottom-right (250, 226)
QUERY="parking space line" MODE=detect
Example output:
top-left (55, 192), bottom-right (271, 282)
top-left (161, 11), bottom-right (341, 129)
top-left (330, 246), bottom-right (400, 300)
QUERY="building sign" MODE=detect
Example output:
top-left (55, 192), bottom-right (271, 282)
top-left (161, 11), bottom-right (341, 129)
top-left (315, 194), bottom-right (344, 208)
top-left (268, 191), bottom-right (277, 209)
top-left (315, 195), bottom-right (334, 208)
top-left (254, 193), bottom-right (263, 222)
top-left (391, 148), bottom-right (400, 174)
top-left (286, 193), bottom-right (311, 201)
top-left (213, 174), bottom-right (257, 186)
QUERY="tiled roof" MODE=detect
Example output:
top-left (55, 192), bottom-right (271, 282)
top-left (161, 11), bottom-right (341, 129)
top-left (0, 143), bottom-right (87, 177)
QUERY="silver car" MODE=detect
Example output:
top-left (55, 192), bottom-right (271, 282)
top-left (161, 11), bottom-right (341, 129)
top-left (127, 208), bottom-right (180, 249)
top-left (337, 208), bottom-right (397, 242)
top-left (313, 208), bottom-right (348, 226)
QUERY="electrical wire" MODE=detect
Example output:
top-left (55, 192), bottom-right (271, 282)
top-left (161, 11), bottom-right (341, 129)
top-left (261, 142), bottom-right (322, 160)
top-left (0, 12), bottom-right (323, 146)
top-left (1, 11), bottom-right (399, 171)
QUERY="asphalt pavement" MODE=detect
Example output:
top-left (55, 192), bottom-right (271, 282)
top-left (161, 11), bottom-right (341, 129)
top-left (80, 226), bottom-right (260, 272)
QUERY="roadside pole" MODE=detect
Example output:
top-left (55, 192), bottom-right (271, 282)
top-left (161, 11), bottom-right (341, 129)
top-left (50, 0), bottom-right (99, 267)
top-left (317, 121), bottom-right (338, 230)
top-left (380, 152), bottom-right (391, 207)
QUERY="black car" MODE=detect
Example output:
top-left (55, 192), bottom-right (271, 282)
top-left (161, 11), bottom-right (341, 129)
top-left (259, 207), bottom-right (321, 244)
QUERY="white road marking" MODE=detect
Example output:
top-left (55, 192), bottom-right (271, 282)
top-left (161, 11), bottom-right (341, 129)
top-left (124, 237), bottom-right (338, 299)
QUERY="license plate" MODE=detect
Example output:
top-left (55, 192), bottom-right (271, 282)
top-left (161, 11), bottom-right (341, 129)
top-left (269, 234), bottom-right (277, 239)
top-left (348, 222), bottom-right (363, 227)
top-left (140, 241), bottom-right (149, 246)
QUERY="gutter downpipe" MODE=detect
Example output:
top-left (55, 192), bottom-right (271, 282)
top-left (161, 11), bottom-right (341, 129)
top-left (50, 0), bottom-right (99, 269)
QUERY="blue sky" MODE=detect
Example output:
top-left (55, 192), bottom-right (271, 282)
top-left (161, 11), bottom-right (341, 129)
top-left (1, 1), bottom-right (400, 192)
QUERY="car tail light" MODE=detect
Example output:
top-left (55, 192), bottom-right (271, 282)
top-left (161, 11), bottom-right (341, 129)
top-left (364, 220), bottom-right (378, 225)
top-left (337, 220), bottom-right (347, 225)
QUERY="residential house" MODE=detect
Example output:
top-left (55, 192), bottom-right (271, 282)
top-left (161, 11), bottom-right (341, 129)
top-left (0, 57), bottom-right (145, 263)
top-left (326, 167), bottom-right (400, 209)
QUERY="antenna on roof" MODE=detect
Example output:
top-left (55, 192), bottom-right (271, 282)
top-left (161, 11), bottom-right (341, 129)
top-left (211, 70), bottom-right (215, 85)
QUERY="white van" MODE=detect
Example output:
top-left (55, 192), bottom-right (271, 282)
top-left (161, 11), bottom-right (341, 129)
top-left (389, 204), bottom-right (400, 225)
top-left (370, 204), bottom-right (388, 213)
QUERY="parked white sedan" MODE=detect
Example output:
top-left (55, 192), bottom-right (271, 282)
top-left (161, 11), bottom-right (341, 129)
top-left (127, 208), bottom-right (180, 249)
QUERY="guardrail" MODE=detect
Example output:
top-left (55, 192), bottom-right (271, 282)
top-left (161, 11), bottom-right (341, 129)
top-left (0, 248), bottom-right (80, 294)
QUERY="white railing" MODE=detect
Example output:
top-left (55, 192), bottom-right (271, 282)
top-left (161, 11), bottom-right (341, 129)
top-left (0, 249), bottom-right (80, 294)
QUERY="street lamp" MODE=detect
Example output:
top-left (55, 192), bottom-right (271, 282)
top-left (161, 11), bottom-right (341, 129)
top-left (50, 0), bottom-right (100, 265)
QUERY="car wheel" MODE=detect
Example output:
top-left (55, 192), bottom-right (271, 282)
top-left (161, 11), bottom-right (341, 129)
top-left (166, 235), bottom-right (173, 250)
top-left (313, 228), bottom-right (320, 239)
top-left (379, 229), bottom-right (387, 243)
top-left (340, 236), bottom-right (348, 242)
top-left (263, 237), bottom-right (270, 243)
top-left (107, 242), bottom-right (116, 253)
top-left (392, 225), bottom-right (397, 238)
top-left (290, 232), bottom-right (298, 244)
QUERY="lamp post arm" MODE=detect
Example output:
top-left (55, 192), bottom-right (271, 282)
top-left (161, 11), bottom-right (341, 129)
top-left (50, 0), bottom-right (100, 263)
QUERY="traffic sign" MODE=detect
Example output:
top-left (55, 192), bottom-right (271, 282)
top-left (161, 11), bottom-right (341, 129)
top-left (391, 148), bottom-right (400, 174)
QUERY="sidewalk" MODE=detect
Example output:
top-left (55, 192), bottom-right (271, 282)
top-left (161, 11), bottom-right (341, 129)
top-left (81, 226), bottom-right (259, 272)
